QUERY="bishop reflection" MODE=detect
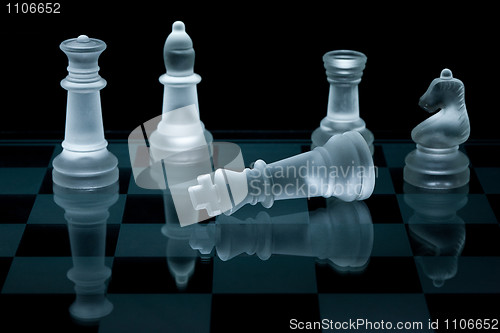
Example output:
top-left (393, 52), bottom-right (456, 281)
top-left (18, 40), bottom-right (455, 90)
top-left (162, 192), bottom-right (374, 290)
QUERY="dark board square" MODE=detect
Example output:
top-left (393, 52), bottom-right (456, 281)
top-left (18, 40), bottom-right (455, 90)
top-left (122, 195), bottom-right (165, 223)
top-left (364, 194), bottom-right (403, 223)
top-left (0, 145), bottom-right (54, 167)
top-left (16, 224), bottom-right (71, 256)
top-left (0, 258), bottom-right (13, 291)
top-left (119, 168), bottom-right (131, 194)
top-left (108, 257), bottom-right (212, 294)
top-left (37, 168), bottom-right (54, 194)
top-left (0, 294), bottom-right (98, 332)
top-left (460, 224), bottom-right (500, 256)
top-left (465, 145), bottom-right (500, 167)
top-left (16, 224), bottom-right (119, 257)
top-left (389, 168), bottom-right (404, 194)
top-left (426, 294), bottom-right (500, 321)
top-left (468, 168), bottom-right (485, 194)
top-left (104, 224), bottom-right (120, 257)
top-left (301, 144), bottom-right (311, 153)
top-left (373, 144), bottom-right (387, 167)
top-left (487, 194), bottom-right (500, 224)
top-left (0, 195), bottom-right (36, 223)
top-left (316, 257), bottom-right (422, 293)
top-left (211, 294), bottom-right (321, 333)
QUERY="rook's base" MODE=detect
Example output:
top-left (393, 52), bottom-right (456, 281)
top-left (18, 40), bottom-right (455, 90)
top-left (311, 118), bottom-right (374, 155)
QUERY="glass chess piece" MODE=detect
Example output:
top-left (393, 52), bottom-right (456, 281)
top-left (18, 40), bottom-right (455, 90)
top-left (404, 69), bottom-right (470, 189)
top-left (148, 20), bottom-right (212, 163)
top-left (52, 35), bottom-right (118, 188)
top-left (188, 131), bottom-right (375, 217)
top-left (311, 50), bottom-right (374, 154)
top-left (127, 21), bottom-right (226, 227)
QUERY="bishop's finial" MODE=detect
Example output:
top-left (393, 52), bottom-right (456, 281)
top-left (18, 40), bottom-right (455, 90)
top-left (163, 21), bottom-right (195, 76)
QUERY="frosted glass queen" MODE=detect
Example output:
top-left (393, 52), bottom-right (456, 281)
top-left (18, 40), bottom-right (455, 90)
top-left (52, 35), bottom-right (118, 188)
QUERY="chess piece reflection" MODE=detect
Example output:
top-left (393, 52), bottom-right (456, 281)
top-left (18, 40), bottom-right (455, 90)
top-left (189, 198), bottom-right (374, 272)
top-left (53, 181), bottom-right (118, 323)
top-left (404, 69), bottom-right (470, 189)
top-left (311, 50), bottom-right (374, 154)
top-left (404, 182), bottom-right (467, 288)
top-left (52, 35), bottom-right (118, 189)
top-left (157, 143), bottom-right (245, 287)
top-left (311, 199), bottom-right (374, 273)
top-left (161, 192), bottom-right (200, 290)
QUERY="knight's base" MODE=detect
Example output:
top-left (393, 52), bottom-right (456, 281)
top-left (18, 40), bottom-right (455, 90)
top-left (403, 145), bottom-right (470, 189)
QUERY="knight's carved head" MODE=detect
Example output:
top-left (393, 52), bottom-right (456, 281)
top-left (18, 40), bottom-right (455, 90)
top-left (418, 69), bottom-right (465, 113)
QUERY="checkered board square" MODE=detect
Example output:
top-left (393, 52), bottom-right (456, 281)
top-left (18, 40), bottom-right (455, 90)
top-left (0, 139), bottom-right (499, 332)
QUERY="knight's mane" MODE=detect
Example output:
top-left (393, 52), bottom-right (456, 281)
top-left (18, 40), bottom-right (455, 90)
top-left (438, 79), bottom-right (465, 111)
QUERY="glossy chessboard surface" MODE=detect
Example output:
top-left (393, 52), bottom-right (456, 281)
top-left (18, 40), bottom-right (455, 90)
top-left (0, 139), bottom-right (499, 332)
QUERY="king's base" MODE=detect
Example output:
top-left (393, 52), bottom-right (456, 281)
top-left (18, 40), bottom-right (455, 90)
top-left (404, 146), bottom-right (470, 189)
top-left (311, 118), bottom-right (374, 155)
top-left (52, 149), bottom-right (119, 189)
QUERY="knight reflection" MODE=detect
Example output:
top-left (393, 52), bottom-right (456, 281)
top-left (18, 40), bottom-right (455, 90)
top-left (404, 182), bottom-right (468, 288)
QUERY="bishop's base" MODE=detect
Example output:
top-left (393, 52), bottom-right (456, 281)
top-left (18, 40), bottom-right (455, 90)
top-left (311, 118), bottom-right (374, 155)
top-left (52, 149), bottom-right (119, 189)
top-left (403, 146), bottom-right (470, 190)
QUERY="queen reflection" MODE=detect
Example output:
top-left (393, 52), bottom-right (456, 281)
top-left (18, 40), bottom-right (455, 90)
top-left (53, 180), bottom-right (118, 324)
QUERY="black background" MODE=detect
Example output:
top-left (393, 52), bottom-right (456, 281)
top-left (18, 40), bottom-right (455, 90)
top-left (1, 1), bottom-right (497, 140)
